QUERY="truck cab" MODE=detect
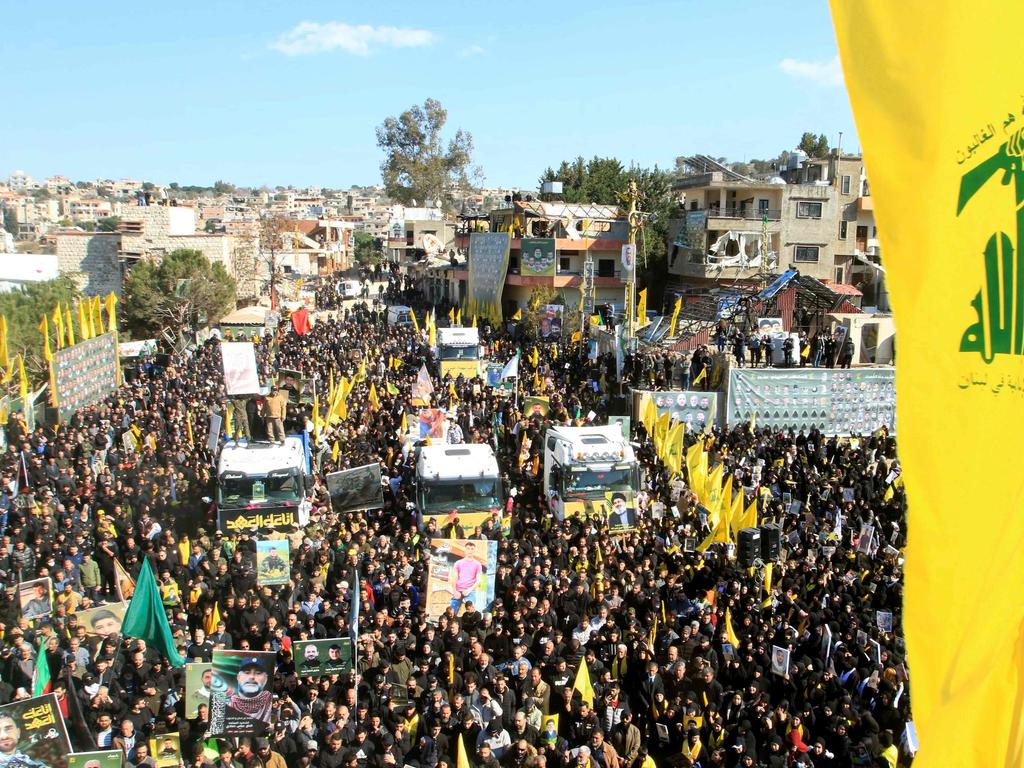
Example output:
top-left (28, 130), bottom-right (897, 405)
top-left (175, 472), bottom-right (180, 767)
top-left (216, 437), bottom-right (312, 531)
top-left (543, 425), bottom-right (639, 520)
top-left (416, 444), bottom-right (503, 517)
top-left (435, 326), bottom-right (482, 380)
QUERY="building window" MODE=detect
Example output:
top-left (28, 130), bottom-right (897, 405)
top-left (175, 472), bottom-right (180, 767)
top-left (690, 201), bottom-right (698, 211)
top-left (597, 258), bottom-right (615, 277)
top-left (794, 245), bottom-right (820, 263)
top-left (841, 175), bottom-right (852, 195)
top-left (559, 256), bottom-right (571, 271)
top-left (758, 199), bottom-right (769, 213)
top-left (796, 201), bottom-right (823, 219)
top-left (839, 220), bottom-right (848, 240)
top-left (835, 267), bottom-right (845, 283)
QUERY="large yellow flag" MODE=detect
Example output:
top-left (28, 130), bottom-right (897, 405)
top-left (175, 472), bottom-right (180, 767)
top-left (104, 292), bottom-right (118, 333)
top-left (685, 441), bottom-right (706, 500)
top-left (64, 305), bottom-right (75, 346)
top-left (703, 463), bottom-right (724, 521)
top-left (831, 4), bottom-right (1024, 765)
top-left (92, 295), bottom-right (105, 335)
top-left (0, 315), bottom-right (8, 369)
top-left (39, 316), bottom-right (52, 362)
top-left (653, 411), bottom-right (670, 456)
top-left (669, 296), bottom-right (682, 337)
top-left (724, 607), bottom-right (740, 648)
top-left (368, 383), bottom-right (380, 411)
top-left (77, 301), bottom-right (91, 340)
top-left (640, 394), bottom-right (656, 435)
top-left (456, 735), bottom-right (471, 768)
top-left (663, 422), bottom-right (685, 476)
top-left (410, 309), bottom-right (420, 334)
top-left (636, 288), bottom-right (647, 324)
top-left (204, 601), bottom-right (221, 635)
top-left (52, 305), bottom-right (64, 350)
top-left (17, 356), bottom-right (28, 401)
top-left (572, 657), bottom-right (595, 707)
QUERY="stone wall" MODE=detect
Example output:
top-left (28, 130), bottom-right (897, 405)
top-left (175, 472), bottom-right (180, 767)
top-left (56, 233), bottom-right (123, 295)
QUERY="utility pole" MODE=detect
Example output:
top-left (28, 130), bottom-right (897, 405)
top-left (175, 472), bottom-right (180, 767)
top-left (621, 180), bottom-right (641, 344)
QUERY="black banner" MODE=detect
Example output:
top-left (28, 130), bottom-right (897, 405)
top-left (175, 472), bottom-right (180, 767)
top-left (217, 506), bottom-right (298, 534)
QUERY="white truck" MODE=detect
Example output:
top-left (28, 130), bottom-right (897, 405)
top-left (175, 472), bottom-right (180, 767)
top-left (543, 425), bottom-right (639, 521)
top-left (415, 443), bottom-right (503, 519)
top-left (435, 326), bottom-right (482, 380)
top-left (216, 437), bottom-right (313, 532)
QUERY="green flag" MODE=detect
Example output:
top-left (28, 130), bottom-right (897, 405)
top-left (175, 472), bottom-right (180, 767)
top-left (121, 559), bottom-right (185, 667)
top-left (32, 641), bottom-right (50, 696)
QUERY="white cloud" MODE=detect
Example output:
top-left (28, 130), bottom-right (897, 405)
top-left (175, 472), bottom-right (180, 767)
top-left (458, 44), bottom-right (485, 58)
top-left (778, 55), bottom-right (844, 87)
top-left (271, 22), bottom-right (436, 56)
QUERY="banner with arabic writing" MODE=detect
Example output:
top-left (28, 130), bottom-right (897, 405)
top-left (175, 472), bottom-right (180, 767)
top-left (726, 368), bottom-right (896, 435)
top-left (0, 694), bottom-right (72, 768)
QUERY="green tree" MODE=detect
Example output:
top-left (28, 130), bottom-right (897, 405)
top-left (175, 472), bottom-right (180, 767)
top-left (96, 216), bottom-right (121, 232)
top-left (0, 276), bottom-right (79, 383)
top-left (142, 181), bottom-right (156, 192)
top-left (122, 249), bottom-right (235, 343)
top-left (353, 231), bottom-right (382, 267)
top-left (538, 157), bottom-right (626, 204)
top-left (213, 180), bottom-right (235, 196)
top-left (375, 98), bottom-right (475, 208)
top-left (798, 132), bottom-right (831, 157)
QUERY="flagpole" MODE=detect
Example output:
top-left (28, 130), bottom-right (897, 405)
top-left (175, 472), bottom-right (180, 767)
top-left (350, 564), bottom-right (360, 718)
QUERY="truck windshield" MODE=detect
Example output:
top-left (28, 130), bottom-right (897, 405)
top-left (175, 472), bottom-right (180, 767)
top-left (563, 466), bottom-right (635, 495)
top-left (439, 345), bottom-right (479, 361)
top-left (218, 470), bottom-right (301, 507)
top-left (419, 478), bottom-right (500, 512)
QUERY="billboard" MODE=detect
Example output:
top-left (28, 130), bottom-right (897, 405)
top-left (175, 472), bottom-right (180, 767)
top-left (256, 540), bottom-right (291, 586)
top-left (635, 390), bottom-right (718, 432)
top-left (209, 650), bottom-right (277, 736)
top-left (0, 694), bottom-right (72, 768)
top-left (51, 332), bottom-right (118, 422)
top-left (726, 368), bottom-right (896, 436)
top-left (293, 638), bottom-right (353, 678)
top-left (520, 238), bottom-right (557, 277)
top-left (325, 463), bottom-right (384, 513)
top-left (425, 539), bottom-right (498, 621)
top-left (468, 233), bottom-right (511, 317)
top-left (217, 506), bottom-right (298, 534)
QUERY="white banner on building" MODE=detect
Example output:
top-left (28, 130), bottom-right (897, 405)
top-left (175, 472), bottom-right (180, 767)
top-left (221, 342), bottom-right (260, 395)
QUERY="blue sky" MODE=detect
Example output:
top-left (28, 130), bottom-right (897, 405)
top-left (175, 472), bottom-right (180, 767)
top-left (2, 0), bottom-right (856, 190)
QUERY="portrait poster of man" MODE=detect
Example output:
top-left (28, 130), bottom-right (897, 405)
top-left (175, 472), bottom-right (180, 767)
top-left (756, 317), bottom-right (786, 339)
top-left (17, 578), bottom-right (53, 621)
top-left (209, 650), bottom-right (276, 736)
top-left (149, 734), bottom-right (180, 768)
top-left (522, 396), bottom-right (550, 418)
top-left (605, 491), bottom-right (638, 532)
top-left (418, 409), bottom-right (447, 439)
top-left (325, 463), bottom-right (384, 514)
top-left (425, 539), bottom-right (498, 620)
top-left (0, 694), bottom-right (72, 768)
top-left (67, 750), bottom-right (123, 768)
top-left (77, 603), bottom-right (127, 639)
top-left (185, 662), bottom-right (214, 719)
top-left (256, 540), bottom-right (290, 586)
top-left (293, 638), bottom-right (353, 678)
top-left (540, 304), bottom-right (563, 339)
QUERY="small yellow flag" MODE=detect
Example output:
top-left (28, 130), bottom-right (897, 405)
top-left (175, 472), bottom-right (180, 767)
top-left (204, 601), bottom-right (221, 635)
top-left (512, 307), bottom-right (522, 321)
top-left (572, 657), bottom-right (595, 707)
top-left (39, 315), bottom-right (52, 362)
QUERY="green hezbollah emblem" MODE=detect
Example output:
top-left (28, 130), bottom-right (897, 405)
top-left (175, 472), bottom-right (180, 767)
top-left (959, 130), bottom-right (1024, 362)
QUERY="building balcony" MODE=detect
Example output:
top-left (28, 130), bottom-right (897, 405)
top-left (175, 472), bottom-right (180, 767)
top-left (703, 207), bottom-right (782, 222)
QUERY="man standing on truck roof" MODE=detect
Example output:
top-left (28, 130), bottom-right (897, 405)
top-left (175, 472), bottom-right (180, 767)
top-left (263, 386), bottom-right (289, 445)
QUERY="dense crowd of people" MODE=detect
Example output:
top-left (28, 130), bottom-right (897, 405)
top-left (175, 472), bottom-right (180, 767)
top-left (0, 276), bottom-right (910, 768)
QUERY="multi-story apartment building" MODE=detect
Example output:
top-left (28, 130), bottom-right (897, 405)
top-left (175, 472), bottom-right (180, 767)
top-left (667, 151), bottom-right (885, 307)
top-left (6, 171), bottom-right (37, 192)
top-left (62, 196), bottom-right (114, 223)
top-left (443, 200), bottom-right (630, 316)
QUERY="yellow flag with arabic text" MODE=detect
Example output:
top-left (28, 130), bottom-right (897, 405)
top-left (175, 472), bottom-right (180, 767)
top-left (832, 4), bottom-right (1024, 764)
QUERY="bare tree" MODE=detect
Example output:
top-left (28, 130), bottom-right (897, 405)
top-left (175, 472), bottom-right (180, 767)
top-left (259, 213), bottom-right (289, 307)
